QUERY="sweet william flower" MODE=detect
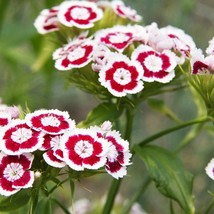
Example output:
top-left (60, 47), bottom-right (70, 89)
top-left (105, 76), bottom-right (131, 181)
top-left (205, 158), bottom-right (214, 180)
top-left (0, 119), bottom-right (44, 155)
top-left (98, 53), bottom-right (144, 97)
top-left (111, 0), bottom-right (142, 22)
top-left (53, 38), bottom-right (95, 71)
top-left (61, 128), bottom-right (108, 171)
top-left (58, 1), bottom-right (103, 29)
top-left (95, 25), bottom-right (136, 52)
top-left (132, 44), bottom-right (177, 83)
top-left (42, 134), bottom-right (66, 168)
top-left (0, 112), bottom-right (11, 127)
top-left (25, 109), bottom-right (76, 135)
top-left (34, 6), bottom-right (59, 34)
top-left (206, 37), bottom-right (214, 55)
top-left (0, 152), bottom-right (34, 196)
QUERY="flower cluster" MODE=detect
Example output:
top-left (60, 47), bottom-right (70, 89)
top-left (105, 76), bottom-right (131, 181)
top-left (34, 1), bottom-right (198, 98)
top-left (0, 108), bottom-right (131, 196)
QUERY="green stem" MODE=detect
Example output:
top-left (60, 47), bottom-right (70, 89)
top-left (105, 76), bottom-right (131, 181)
top-left (101, 108), bottom-right (135, 214)
top-left (136, 117), bottom-right (209, 148)
top-left (122, 176), bottom-right (151, 214)
top-left (204, 199), bottom-right (214, 214)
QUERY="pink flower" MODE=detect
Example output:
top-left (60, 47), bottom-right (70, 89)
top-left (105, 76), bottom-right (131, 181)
top-left (34, 6), bottom-right (59, 34)
top-left (42, 134), bottom-right (66, 168)
top-left (111, 0), bottom-right (142, 22)
top-left (58, 1), bottom-right (103, 29)
top-left (53, 38), bottom-right (95, 70)
top-left (95, 25), bottom-right (135, 52)
top-left (190, 48), bottom-right (214, 74)
top-left (0, 152), bottom-right (34, 196)
top-left (61, 129), bottom-right (108, 171)
top-left (25, 109), bottom-right (76, 135)
top-left (0, 119), bottom-right (44, 155)
top-left (205, 158), bottom-right (214, 180)
top-left (98, 53), bottom-right (144, 97)
top-left (132, 44), bottom-right (177, 83)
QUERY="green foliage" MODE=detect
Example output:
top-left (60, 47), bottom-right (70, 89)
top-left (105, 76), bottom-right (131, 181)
top-left (135, 145), bottom-right (195, 214)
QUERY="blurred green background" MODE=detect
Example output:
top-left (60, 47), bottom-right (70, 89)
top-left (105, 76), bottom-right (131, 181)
top-left (0, 0), bottom-right (214, 213)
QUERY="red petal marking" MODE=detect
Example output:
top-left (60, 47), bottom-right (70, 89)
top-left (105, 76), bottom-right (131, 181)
top-left (193, 61), bottom-right (209, 74)
top-left (0, 177), bottom-right (14, 191)
top-left (43, 24), bottom-right (58, 31)
top-left (46, 150), bottom-right (63, 163)
top-left (19, 155), bottom-right (32, 170)
top-left (0, 118), bottom-right (9, 126)
top-left (68, 150), bottom-right (83, 165)
top-left (13, 171), bottom-right (32, 188)
top-left (153, 71), bottom-right (169, 79)
top-left (43, 135), bottom-right (52, 150)
top-left (54, 149), bottom-right (64, 159)
top-left (83, 155), bottom-right (101, 165)
top-left (5, 140), bottom-right (20, 153)
top-left (106, 136), bottom-right (124, 152)
top-left (61, 58), bottom-right (71, 68)
top-left (106, 160), bottom-right (122, 173)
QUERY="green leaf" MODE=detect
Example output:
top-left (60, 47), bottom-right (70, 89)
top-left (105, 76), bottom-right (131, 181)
top-left (35, 197), bottom-right (52, 214)
top-left (0, 189), bottom-right (30, 211)
top-left (134, 145), bottom-right (195, 214)
top-left (77, 102), bottom-right (122, 128)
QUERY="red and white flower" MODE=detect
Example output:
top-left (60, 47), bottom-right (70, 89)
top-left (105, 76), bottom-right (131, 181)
top-left (0, 120), bottom-right (44, 155)
top-left (61, 129), bottom-right (108, 171)
top-left (99, 53), bottom-right (144, 97)
top-left (42, 134), bottom-right (66, 168)
top-left (206, 37), bottom-right (214, 55)
top-left (111, 0), bottom-right (142, 22)
top-left (58, 1), bottom-right (103, 29)
top-left (132, 44), bottom-right (177, 83)
top-left (90, 123), bottom-right (132, 179)
top-left (205, 158), bottom-right (214, 180)
top-left (190, 48), bottom-right (214, 74)
top-left (0, 152), bottom-right (34, 196)
top-left (95, 26), bottom-right (135, 52)
top-left (104, 131), bottom-right (132, 179)
top-left (34, 6), bottom-right (59, 34)
top-left (25, 109), bottom-right (75, 135)
top-left (53, 38), bottom-right (95, 70)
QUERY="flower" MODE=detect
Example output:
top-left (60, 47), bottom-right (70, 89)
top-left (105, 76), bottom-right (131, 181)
top-left (42, 134), bottom-right (66, 168)
top-left (58, 1), bottom-right (103, 29)
top-left (53, 38), bottom-right (95, 70)
top-left (132, 44), bottom-right (177, 83)
top-left (111, 0), bottom-right (142, 22)
top-left (34, 6), bottom-right (59, 34)
top-left (205, 158), bottom-right (214, 180)
top-left (0, 152), bottom-right (34, 196)
top-left (0, 119), bottom-right (44, 155)
top-left (95, 25), bottom-right (136, 52)
top-left (206, 37), bottom-right (214, 55)
top-left (61, 128), bottom-right (108, 171)
top-left (25, 109), bottom-right (76, 135)
top-left (98, 53), bottom-right (144, 97)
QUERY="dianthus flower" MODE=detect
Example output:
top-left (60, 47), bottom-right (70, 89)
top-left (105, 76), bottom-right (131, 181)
top-left (34, 6), bottom-right (59, 34)
top-left (0, 152), bottom-right (34, 196)
top-left (111, 0), bottom-right (142, 22)
top-left (61, 128), bottom-right (108, 171)
top-left (206, 37), bottom-right (214, 55)
top-left (95, 25), bottom-right (136, 52)
top-left (42, 134), bottom-right (66, 168)
top-left (53, 37), bottom-right (95, 70)
top-left (132, 44), bottom-right (177, 83)
top-left (58, 1), bottom-right (103, 29)
top-left (0, 119), bottom-right (44, 155)
top-left (25, 109), bottom-right (76, 135)
top-left (98, 53), bottom-right (144, 97)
